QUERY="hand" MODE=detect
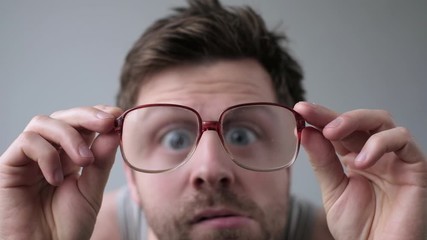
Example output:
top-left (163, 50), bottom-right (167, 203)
top-left (294, 102), bottom-right (427, 240)
top-left (0, 106), bottom-right (123, 240)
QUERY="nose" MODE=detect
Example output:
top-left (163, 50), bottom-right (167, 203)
top-left (187, 130), bottom-right (235, 190)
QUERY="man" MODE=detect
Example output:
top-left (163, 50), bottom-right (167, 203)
top-left (0, 0), bottom-right (426, 239)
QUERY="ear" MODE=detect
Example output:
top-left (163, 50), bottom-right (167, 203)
top-left (124, 163), bottom-right (142, 206)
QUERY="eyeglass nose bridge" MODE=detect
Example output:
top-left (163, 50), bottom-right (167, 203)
top-left (197, 120), bottom-right (232, 160)
top-left (201, 121), bottom-right (221, 132)
top-left (199, 120), bottom-right (226, 148)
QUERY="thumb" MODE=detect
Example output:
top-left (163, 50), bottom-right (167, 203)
top-left (301, 126), bottom-right (348, 210)
top-left (78, 131), bottom-right (119, 212)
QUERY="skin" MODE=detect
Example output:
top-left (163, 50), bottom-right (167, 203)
top-left (294, 102), bottom-right (427, 239)
top-left (124, 59), bottom-right (291, 240)
top-left (0, 58), bottom-right (425, 240)
top-left (0, 105), bottom-right (123, 240)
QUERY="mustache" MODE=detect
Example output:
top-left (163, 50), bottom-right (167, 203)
top-left (180, 188), bottom-right (261, 223)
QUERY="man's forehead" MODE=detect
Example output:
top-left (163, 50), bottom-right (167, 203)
top-left (134, 59), bottom-right (277, 111)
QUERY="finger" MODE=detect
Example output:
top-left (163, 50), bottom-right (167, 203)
top-left (51, 106), bottom-right (122, 148)
top-left (301, 126), bottom-right (348, 210)
top-left (77, 131), bottom-right (120, 212)
top-left (1, 132), bottom-right (63, 186)
top-left (354, 127), bottom-right (426, 168)
top-left (323, 109), bottom-right (396, 154)
top-left (293, 101), bottom-right (338, 128)
top-left (50, 105), bottom-right (122, 134)
top-left (294, 102), bottom-right (394, 155)
top-left (93, 105), bottom-right (123, 117)
top-left (294, 102), bottom-right (363, 155)
top-left (323, 109), bottom-right (396, 141)
top-left (24, 115), bottom-right (94, 166)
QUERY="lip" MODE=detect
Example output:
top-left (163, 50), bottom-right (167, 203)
top-left (191, 208), bottom-right (252, 228)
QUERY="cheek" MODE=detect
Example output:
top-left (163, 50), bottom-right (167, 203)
top-left (241, 169), bottom-right (291, 209)
top-left (134, 173), bottom-right (186, 209)
top-left (237, 169), bottom-right (290, 234)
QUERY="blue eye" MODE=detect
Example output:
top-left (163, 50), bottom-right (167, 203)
top-left (161, 129), bottom-right (195, 150)
top-left (224, 127), bottom-right (257, 146)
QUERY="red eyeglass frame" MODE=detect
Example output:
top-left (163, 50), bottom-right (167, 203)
top-left (114, 102), bottom-right (306, 173)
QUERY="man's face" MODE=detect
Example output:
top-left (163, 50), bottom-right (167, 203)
top-left (125, 59), bottom-right (291, 240)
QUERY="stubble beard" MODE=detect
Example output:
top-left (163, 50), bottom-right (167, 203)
top-left (142, 188), bottom-right (287, 240)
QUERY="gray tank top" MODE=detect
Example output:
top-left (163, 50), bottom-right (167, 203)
top-left (116, 186), bottom-right (315, 240)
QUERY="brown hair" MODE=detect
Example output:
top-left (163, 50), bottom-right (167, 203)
top-left (116, 0), bottom-right (305, 110)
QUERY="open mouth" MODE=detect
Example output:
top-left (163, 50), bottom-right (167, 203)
top-left (190, 208), bottom-right (252, 228)
top-left (194, 213), bottom-right (239, 223)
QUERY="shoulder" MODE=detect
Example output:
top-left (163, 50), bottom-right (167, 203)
top-left (91, 189), bottom-right (121, 240)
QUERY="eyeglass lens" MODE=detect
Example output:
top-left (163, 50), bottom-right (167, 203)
top-left (120, 104), bottom-right (299, 172)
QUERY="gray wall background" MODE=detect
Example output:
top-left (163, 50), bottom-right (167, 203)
top-left (1, 0), bottom-right (426, 205)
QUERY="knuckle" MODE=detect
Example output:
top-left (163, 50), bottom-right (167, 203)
top-left (338, 112), bottom-right (353, 123)
top-left (377, 110), bottom-right (395, 126)
top-left (42, 147), bottom-right (61, 161)
top-left (395, 126), bottom-right (412, 141)
top-left (29, 114), bottom-right (49, 125)
top-left (17, 131), bottom-right (38, 145)
top-left (25, 115), bottom-right (51, 132)
top-left (377, 109), bottom-right (392, 118)
top-left (367, 133), bottom-right (383, 149)
top-left (17, 132), bottom-right (60, 159)
top-left (94, 104), bottom-right (109, 109)
top-left (377, 109), bottom-right (393, 122)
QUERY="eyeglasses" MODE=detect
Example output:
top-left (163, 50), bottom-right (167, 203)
top-left (115, 102), bottom-right (305, 173)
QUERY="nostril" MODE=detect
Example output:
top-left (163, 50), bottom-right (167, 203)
top-left (219, 177), bottom-right (230, 187)
top-left (189, 131), bottom-right (235, 190)
top-left (194, 177), bottom-right (205, 188)
top-left (193, 175), bottom-right (230, 189)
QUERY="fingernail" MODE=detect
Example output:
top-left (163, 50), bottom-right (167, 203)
top-left (301, 101), bottom-right (317, 107)
top-left (79, 144), bottom-right (94, 158)
top-left (355, 151), bottom-right (367, 166)
top-left (96, 111), bottom-right (114, 119)
top-left (325, 117), bottom-right (343, 128)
